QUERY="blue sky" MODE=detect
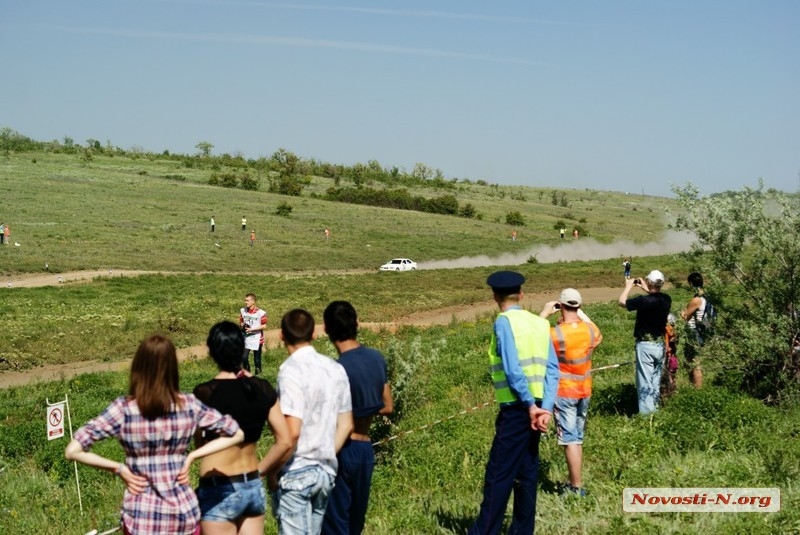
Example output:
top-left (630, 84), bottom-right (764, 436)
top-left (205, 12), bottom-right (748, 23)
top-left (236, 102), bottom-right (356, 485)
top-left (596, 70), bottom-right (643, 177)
top-left (1, 1), bottom-right (797, 196)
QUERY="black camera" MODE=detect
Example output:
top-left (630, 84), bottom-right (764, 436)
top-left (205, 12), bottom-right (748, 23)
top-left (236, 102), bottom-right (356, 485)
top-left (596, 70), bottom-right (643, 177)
top-left (553, 303), bottom-right (561, 310)
top-left (634, 278), bottom-right (642, 285)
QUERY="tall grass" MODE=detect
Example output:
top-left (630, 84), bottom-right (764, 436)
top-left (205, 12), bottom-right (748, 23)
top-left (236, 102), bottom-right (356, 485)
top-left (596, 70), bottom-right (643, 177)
top-left (0, 302), bottom-right (797, 534)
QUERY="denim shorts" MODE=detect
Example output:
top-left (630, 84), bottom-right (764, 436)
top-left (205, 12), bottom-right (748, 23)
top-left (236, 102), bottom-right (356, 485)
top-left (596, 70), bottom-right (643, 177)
top-left (197, 477), bottom-right (266, 522)
top-left (554, 396), bottom-right (590, 445)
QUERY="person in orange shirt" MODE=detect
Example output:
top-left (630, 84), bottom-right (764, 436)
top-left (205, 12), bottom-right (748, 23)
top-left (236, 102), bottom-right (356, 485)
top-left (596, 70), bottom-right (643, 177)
top-left (249, 230), bottom-right (255, 247)
top-left (540, 288), bottom-right (602, 497)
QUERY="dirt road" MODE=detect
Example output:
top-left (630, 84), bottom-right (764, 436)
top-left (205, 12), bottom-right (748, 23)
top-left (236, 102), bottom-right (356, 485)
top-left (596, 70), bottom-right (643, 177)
top-left (0, 272), bottom-right (623, 389)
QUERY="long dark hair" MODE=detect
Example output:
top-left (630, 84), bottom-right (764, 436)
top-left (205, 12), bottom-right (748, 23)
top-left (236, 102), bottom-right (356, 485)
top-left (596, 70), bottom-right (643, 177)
top-left (129, 335), bottom-right (181, 419)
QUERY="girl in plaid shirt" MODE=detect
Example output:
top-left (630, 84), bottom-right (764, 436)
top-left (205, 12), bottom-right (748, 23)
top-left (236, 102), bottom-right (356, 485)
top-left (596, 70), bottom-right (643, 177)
top-left (65, 335), bottom-right (244, 535)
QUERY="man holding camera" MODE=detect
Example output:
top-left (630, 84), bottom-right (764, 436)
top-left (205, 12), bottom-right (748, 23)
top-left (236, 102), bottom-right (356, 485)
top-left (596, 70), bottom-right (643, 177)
top-left (540, 289), bottom-right (602, 497)
top-left (618, 270), bottom-right (672, 415)
top-left (240, 293), bottom-right (267, 375)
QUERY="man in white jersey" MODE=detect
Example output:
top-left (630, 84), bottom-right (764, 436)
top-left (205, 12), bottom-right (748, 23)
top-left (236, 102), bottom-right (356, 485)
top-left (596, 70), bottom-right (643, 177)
top-left (240, 293), bottom-right (267, 375)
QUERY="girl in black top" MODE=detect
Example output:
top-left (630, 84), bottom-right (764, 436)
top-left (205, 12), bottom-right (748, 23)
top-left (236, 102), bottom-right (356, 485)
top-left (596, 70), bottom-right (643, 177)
top-left (194, 321), bottom-right (292, 535)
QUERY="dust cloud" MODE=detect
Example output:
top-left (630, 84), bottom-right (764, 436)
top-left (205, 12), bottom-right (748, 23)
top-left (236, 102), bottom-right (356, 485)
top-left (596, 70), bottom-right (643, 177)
top-left (417, 230), bottom-right (695, 270)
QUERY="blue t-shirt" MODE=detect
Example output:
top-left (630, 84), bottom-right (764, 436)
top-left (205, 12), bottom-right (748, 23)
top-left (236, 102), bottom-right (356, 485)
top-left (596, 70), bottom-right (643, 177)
top-left (337, 345), bottom-right (388, 419)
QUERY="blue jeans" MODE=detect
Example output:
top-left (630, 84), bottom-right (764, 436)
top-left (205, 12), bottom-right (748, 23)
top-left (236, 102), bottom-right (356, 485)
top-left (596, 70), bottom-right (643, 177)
top-left (323, 439), bottom-right (375, 535)
top-left (271, 465), bottom-right (334, 535)
top-left (635, 341), bottom-right (664, 414)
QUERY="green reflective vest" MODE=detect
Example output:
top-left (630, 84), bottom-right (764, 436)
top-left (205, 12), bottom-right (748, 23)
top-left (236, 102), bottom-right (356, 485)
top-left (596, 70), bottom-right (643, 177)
top-left (489, 308), bottom-right (551, 403)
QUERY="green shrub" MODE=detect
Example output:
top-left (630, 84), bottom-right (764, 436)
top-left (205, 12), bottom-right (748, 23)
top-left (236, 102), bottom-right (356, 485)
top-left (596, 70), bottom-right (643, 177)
top-left (505, 210), bottom-right (525, 226)
top-left (238, 172), bottom-right (260, 191)
top-left (275, 201), bottom-right (293, 217)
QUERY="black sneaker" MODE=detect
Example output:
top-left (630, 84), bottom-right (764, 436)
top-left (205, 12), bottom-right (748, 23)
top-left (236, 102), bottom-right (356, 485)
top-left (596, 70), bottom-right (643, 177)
top-left (255, 368), bottom-right (262, 375)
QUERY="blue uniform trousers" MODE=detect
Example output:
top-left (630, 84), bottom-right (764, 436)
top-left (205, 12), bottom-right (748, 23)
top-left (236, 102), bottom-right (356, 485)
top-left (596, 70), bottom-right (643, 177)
top-left (469, 403), bottom-right (541, 535)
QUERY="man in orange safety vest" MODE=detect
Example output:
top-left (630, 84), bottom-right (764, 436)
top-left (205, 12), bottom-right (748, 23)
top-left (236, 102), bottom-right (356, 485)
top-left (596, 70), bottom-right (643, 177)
top-left (540, 288), bottom-right (602, 497)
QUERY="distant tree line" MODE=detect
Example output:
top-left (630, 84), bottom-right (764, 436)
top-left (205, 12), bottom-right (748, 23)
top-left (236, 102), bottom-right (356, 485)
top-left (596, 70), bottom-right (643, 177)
top-left (3, 128), bottom-right (605, 225)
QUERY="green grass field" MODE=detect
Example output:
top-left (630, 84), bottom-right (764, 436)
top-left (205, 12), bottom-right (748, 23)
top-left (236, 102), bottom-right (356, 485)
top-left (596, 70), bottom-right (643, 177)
top-left (2, 151), bottom-right (671, 274)
top-left (0, 147), bottom-right (796, 534)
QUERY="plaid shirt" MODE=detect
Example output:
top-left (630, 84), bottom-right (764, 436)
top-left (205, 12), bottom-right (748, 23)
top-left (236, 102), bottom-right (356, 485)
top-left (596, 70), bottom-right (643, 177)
top-left (74, 394), bottom-right (239, 535)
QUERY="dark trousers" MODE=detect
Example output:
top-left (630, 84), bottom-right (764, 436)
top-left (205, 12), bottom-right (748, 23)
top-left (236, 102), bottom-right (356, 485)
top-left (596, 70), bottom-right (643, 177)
top-left (242, 345), bottom-right (262, 372)
top-left (322, 439), bottom-right (375, 535)
top-left (469, 404), bottom-right (541, 535)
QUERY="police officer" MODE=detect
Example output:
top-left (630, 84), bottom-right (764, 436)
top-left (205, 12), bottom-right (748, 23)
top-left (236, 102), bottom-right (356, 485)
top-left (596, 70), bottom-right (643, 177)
top-left (469, 271), bottom-right (559, 535)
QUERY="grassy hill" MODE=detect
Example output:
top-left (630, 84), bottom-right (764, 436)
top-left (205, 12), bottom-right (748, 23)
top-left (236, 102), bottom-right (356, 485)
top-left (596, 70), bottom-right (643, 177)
top-left (2, 150), bottom-right (672, 274)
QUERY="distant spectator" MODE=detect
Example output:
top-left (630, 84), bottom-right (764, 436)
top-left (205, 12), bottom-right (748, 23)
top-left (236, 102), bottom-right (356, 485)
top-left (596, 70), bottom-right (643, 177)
top-left (3, 224), bottom-right (9, 245)
top-left (623, 259), bottom-right (632, 279)
top-left (324, 228), bottom-right (331, 241)
top-left (560, 227), bottom-right (566, 240)
top-left (511, 230), bottom-right (517, 242)
top-left (241, 216), bottom-right (247, 231)
top-left (681, 272), bottom-right (707, 387)
top-left (0, 223), bottom-right (4, 245)
top-left (250, 230), bottom-right (255, 247)
top-left (661, 314), bottom-right (679, 399)
top-left (210, 215), bottom-right (215, 233)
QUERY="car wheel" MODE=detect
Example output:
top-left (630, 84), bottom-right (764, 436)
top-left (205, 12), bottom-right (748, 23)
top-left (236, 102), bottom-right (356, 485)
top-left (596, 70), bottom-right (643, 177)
top-left (395, 267), bottom-right (400, 271)
top-left (411, 267), bottom-right (416, 270)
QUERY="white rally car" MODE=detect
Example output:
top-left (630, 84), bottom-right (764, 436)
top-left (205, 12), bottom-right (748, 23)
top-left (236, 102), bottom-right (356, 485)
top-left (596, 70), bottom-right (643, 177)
top-left (379, 258), bottom-right (417, 271)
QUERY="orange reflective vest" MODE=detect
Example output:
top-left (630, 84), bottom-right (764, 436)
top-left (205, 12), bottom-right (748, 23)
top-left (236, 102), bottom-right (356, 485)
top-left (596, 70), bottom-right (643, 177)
top-left (550, 320), bottom-right (602, 398)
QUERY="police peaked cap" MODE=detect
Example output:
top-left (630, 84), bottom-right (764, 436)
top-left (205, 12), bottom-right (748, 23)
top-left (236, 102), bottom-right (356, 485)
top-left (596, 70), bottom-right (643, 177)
top-left (487, 270), bottom-right (525, 295)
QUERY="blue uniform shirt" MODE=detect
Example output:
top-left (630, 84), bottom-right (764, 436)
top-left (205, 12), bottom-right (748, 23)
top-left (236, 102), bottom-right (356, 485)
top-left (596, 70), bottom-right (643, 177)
top-left (494, 305), bottom-right (559, 412)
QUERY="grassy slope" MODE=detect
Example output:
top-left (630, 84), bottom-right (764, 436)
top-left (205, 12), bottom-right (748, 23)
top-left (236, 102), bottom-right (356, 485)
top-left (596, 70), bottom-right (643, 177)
top-left (2, 151), bottom-right (669, 274)
top-left (0, 149), bottom-right (796, 534)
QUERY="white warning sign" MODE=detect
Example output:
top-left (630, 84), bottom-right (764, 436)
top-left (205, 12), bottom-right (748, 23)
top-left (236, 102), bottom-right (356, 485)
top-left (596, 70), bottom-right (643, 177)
top-left (47, 402), bottom-right (65, 440)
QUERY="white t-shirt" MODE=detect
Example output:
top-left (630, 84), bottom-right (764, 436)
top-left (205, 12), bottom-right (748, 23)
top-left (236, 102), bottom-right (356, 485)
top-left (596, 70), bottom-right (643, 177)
top-left (240, 307), bottom-right (267, 350)
top-left (278, 345), bottom-right (352, 477)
